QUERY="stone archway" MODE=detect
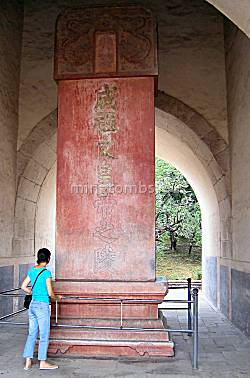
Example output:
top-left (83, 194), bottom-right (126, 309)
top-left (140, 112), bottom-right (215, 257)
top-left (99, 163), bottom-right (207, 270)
top-left (205, 0), bottom-right (250, 39)
top-left (155, 92), bottom-right (230, 191)
top-left (34, 163), bottom-right (56, 276)
top-left (155, 108), bottom-right (231, 316)
top-left (13, 110), bottom-right (57, 258)
top-left (14, 93), bottom-right (231, 316)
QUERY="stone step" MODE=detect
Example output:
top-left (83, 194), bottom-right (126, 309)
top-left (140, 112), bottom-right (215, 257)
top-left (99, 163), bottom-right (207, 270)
top-left (48, 338), bottom-right (174, 358)
top-left (50, 327), bottom-right (170, 342)
top-left (48, 317), bottom-right (174, 358)
top-left (50, 318), bottom-right (170, 342)
top-left (51, 317), bottom-right (166, 327)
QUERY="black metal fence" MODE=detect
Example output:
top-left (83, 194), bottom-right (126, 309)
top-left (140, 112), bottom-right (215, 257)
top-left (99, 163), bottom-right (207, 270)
top-left (0, 279), bottom-right (199, 369)
top-left (159, 280), bottom-right (199, 369)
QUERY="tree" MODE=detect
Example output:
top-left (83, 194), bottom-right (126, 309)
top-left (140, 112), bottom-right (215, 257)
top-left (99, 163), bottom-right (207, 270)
top-left (155, 158), bottom-right (201, 254)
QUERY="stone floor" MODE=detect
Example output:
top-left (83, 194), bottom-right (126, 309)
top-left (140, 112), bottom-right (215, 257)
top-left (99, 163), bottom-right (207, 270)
top-left (0, 289), bottom-right (249, 378)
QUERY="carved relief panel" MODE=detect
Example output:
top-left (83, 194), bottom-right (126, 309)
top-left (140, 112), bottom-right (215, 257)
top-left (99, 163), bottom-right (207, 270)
top-left (54, 7), bottom-right (157, 79)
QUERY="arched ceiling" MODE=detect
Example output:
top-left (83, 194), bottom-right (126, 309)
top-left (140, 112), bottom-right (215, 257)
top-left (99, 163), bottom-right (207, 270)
top-left (206, 0), bottom-right (250, 38)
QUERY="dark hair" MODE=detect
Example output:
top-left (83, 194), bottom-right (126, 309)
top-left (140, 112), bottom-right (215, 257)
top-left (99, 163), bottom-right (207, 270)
top-left (37, 248), bottom-right (51, 264)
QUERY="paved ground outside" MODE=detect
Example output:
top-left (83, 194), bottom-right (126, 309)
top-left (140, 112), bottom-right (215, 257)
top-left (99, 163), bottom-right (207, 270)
top-left (0, 289), bottom-right (249, 377)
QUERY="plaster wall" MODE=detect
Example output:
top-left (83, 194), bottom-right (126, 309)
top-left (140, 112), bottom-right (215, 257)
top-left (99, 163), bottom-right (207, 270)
top-left (224, 20), bottom-right (250, 336)
top-left (0, 1), bottom-right (23, 258)
top-left (13, 134), bottom-right (56, 257)
top-left (225, 21), bottom-right (250, 268)
top-left (206, 0), bottom-right (250, 39)
top-left (35, 164), bottom-right (56, 277)
top-left (157, 0), bottom-right (228, 142)
top-left (18, 0), bottom-right (228, 148)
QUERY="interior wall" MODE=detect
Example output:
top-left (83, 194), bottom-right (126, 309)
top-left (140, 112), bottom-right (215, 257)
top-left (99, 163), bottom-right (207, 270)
top-left (0, 1), bottom-right (23, 316)
top-left (18, 0), bottom-right (228, 148)
top-left (14, 123), bottom-right (57, 258)
top-left (206, 0), bottom-right (250, 39)
top-left (157, 0), bottom-right (228, 142)
top-left (35, 164), bottom-right (56, 277)
top-left (224, 20), bottom-right (250, 336)
top-left (0, 1), bottom-right (23, 258)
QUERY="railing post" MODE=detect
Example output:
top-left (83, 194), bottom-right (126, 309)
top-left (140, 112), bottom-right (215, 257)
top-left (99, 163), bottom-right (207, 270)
top-left (187, 278), bottom-right (192, 336)
top-left (192, 288), bottom-right (199, 369)
top-left (55, 300), bottom-right (58, 325)
top-left (120, 299), bottom-right (123, 329)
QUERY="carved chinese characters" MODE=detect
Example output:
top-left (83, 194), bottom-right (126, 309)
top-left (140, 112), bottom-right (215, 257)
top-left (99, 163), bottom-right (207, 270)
top-left (56, 78), bottom-right (155, 281)
top-left (93, 84), bottom-right (120, 272)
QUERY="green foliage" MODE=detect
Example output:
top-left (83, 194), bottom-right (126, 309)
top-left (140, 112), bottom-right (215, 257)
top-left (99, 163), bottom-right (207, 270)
top-left (155, 158), bottom-right (202, 255)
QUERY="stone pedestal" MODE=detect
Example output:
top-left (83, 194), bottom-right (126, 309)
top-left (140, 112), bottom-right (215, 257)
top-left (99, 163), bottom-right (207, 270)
top-left (49, 280), bottom-right (173, 358)
top-left (51, 6), bottom-right (174, 358)
top-left (52, 281), bottom-right (166, 320)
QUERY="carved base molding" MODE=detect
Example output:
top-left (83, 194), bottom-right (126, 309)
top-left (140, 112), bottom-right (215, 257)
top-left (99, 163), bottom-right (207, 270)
top-left (52, 280), bottom-right (168, 318)
top-left (48, 332), bottom-right (174, 358)
top-left (48, 279), bottom-right (174, 358)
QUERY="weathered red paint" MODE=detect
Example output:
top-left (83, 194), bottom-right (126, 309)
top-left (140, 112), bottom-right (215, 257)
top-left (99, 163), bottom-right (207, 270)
top-left (53, 76), bottom-right (174, 358)
top-left (56, 77), bottom-right (155, 281)
top-left (52, 281), bottom-right (167, 320)
top-left (48, 338), bottom-right (174, 358)
top-left (52, 6), bottom-right (173, 359)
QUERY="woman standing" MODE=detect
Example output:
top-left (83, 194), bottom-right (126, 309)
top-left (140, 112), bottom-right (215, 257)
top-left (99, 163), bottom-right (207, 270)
top-left (21, 248), bottom-right (61, 370)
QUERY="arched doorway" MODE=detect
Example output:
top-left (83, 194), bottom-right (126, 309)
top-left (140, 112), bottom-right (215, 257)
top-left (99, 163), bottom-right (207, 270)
top-left (15, 96), bottom-right (231, 317)
top-left (155, 157), bottom-right (202, 282)
top-left (155, 108), bottom-right (230, 312)
top-left (27, 106), bottom-right (230, 311)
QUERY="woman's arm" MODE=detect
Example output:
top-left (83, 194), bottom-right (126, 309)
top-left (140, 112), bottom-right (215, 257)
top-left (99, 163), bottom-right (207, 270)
top-left (46, 278), bottom-right (61, 301)
top-left (21, 276), bottom-right (32, 295)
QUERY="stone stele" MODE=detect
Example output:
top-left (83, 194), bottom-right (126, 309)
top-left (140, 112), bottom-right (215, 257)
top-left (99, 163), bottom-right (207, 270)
top-left (50, 6), bottom-right (174, 358)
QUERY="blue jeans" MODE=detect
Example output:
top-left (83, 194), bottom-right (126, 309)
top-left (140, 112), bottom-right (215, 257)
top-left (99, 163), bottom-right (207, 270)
top-left (23, 300), bottom-right (50, 361)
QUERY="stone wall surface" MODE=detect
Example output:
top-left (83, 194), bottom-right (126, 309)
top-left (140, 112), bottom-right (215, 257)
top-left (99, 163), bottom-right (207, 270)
top-left (35, 164), bottom-right (56, 277)
top-left (206, 0), bottom-right (250, 39)
top-left (220, 264), bottom-right (229, 317)
top-left (0, 265), bottom-right (14, 317)
top-left (204, 256), bottom-right (217, 307)
top-left (18, 0), bottom-right (228, 148)
top-left (224, 20), bottom-right (250, 334)
top-left (231, 269), bottom-right (250, 337)
top-left (0, 1), bottom-right (23, 257)
top-left (14, 125), bottom-right (57, 257)
top-left (225, 21), bottom-right (250, 268)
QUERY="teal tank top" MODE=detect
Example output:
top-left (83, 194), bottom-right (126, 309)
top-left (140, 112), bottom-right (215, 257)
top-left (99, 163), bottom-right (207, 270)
top-left (28, 267), bottom-right (52, 303)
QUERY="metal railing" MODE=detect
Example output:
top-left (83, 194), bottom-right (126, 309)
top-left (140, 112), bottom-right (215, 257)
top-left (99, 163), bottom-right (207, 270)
top-left (157, 280), bottom-right (199, 369)
top-left (0, 279), bottom-right (199, 369)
